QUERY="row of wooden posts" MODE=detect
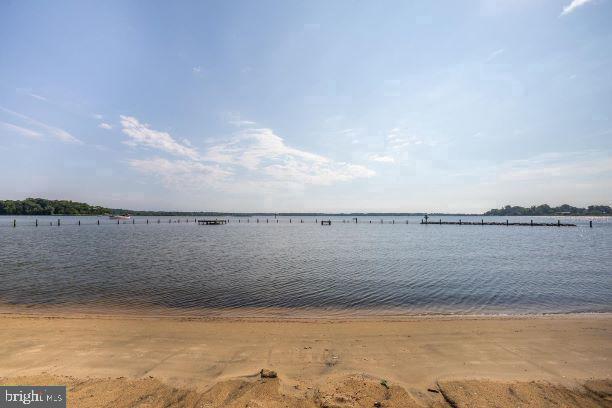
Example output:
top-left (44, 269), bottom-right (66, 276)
top-left (8, 218), bottom-right (593, 228)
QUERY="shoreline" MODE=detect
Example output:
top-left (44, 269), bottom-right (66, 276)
top-left (2, 304), bottom-right (611, 322)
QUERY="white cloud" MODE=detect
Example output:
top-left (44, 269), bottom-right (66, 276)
top-left (203, 128), bottom-right (375, 185)
top-left (93, 113), bottom-right (103, 120)
top-left (386, 127), bottom-right (427, 150)
top-left (28, 93), bottom-right (47, 101)
top-left (120, 115), bottom-right (199, 159)
top-left (0, 106), bottom-right (82, 144)
top-left (561, 0), bottom-right (594, 15)
top-left (1, 121), bottom-right (42, 140)
top-left (123, 116), bottom-right (375, 189)
top-left (369, 154), bottom-right (395, 163)
top-left (129, 157), bottom-right (231, 187)
top-left (485, 48), bottom-right (504, 62)
top-left (98, 122), bottom-right (112, 130)
top-left (192, 66), bottom-right (202, 74)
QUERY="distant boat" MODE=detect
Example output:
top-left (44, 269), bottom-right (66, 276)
top-left (109, 214), bottom-right (131, 220)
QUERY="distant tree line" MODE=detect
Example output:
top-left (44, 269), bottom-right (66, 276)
top-left (485, 204), bottom-right (611, 216)
top-left (2, 198), bottom-right (609, 217)
top-left (0, 198), bottom-right (111, 215)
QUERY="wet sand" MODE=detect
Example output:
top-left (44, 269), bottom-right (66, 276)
top-left (0, 313), bottom-right (610, 407)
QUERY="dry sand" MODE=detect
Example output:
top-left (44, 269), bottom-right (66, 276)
top-left (0, 312), bottom-right (610, 407)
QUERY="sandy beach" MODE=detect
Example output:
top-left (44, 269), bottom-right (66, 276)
top-left (0, 312), bottom-right (610, 407)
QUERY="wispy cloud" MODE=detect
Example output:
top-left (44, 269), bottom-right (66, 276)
top-left (123, 116), bottom-right (375, 189)
top-left (0, 107), bottom-right (82, 144)
top-left (369, 154), bottom-right (395, 163)
top-left (1, 121), bottom-right (42, 140)
top-left (203, 128), bottom-right (375, 185)
top-left (98, 122), bottom-right (113, 130)
top-left (561, 0), bottom-right (595, 15)
top-left (120, 115), bottom-right (199, 159)
top-left (386, 127), bottom-right (429, 150)
top-left (16, 88), bottom-right (48, 101)
top-left (485, 48), bottom-right (504, 62)
top-left (28, 93), bottom-right (47, 101)
top-left (497, 151), bottom-right (612, 181)
top-left (129, 157), bottom-right (231, 188)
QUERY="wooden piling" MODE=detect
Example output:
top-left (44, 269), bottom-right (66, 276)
top-left (590, 220), bottom-right (593, 228)
top-left (117, 220), bottom-right (120, 225)
top-left (98, 220), bottom-right (100, 225)
top-left (459, 219), bottom-right (462, 225)
top-left (78, 220), bottom-right (81, 226)
top-left (36, 219), bottom-right (38, 227)
top-left (481, 219), bottom-right (483, 225)
top-left (13, 219), bottom-right (16, 228)
top-left (146, 219), bottom-right (149, 224)
top-left (558, 220), bottom-right (560, 226)
top-left (506, 219), bottom-right (508, 226)
top-left (530, 220), bottom-right (533, 226)
top-left (58, 219), bottom-right (61, 227)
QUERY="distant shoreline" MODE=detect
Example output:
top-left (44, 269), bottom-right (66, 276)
top-left (1, 198), bottom-right (610, 216)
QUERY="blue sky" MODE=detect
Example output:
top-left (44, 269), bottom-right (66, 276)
top-left (1, 0), bottom-right (611, 212)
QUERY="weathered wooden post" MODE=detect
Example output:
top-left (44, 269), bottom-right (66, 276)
top-left (557, 220), bottom-right (560, 226)
top-left (369, 220), bottom-right (371, 223)
top-left (459, 219), bottom-right (462, 225)
top-left (133, 219), bottom-right (135, 224)
top-left (590, 220), bottom-right (593, 228)
top-left (276, 219), bottom-right (278, 223)
top-left (98, 220), bottom-right (100, 225)
top-left (158, 219), bottom-right (160, 224)
top-left (13, 219), bottom-right (16, 228)
top-left (58, 219), bottom-right (61, 227)
top-left (440, 219), bottom-right (442, 225)
top-left (257, 219), bottom-right (259, 223)
top-left (481, 219), bottom-right (483, 226)
top-left (36, 219), bottom-right (38, 227)
top-left (530, 220), bottom-right (533, 226)
top-left (117, 219), bottom-right (120, 225)
top-left (506, 219), bottom-right (508, 226)
top-left (78, 220), bottom-right (81, 226)
top-left (169, 219), bottom-right (171, 223)
top-left (290, 219), bottom-right (291, 223)
top-left (392, 220), bottom-right (394, 224)
top-left (301, 219), bottom-right (303, 223)
top-left (266, 219), bottom-right (269, 223)
top-left (146, 219), bottom-right (149, 224)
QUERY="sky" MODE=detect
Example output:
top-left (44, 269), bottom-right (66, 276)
top-left (1, 0), bottom-right (611, 213)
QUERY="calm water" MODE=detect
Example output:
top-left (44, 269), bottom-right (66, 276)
top-left (0, 215), bottom-right (610, 316)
